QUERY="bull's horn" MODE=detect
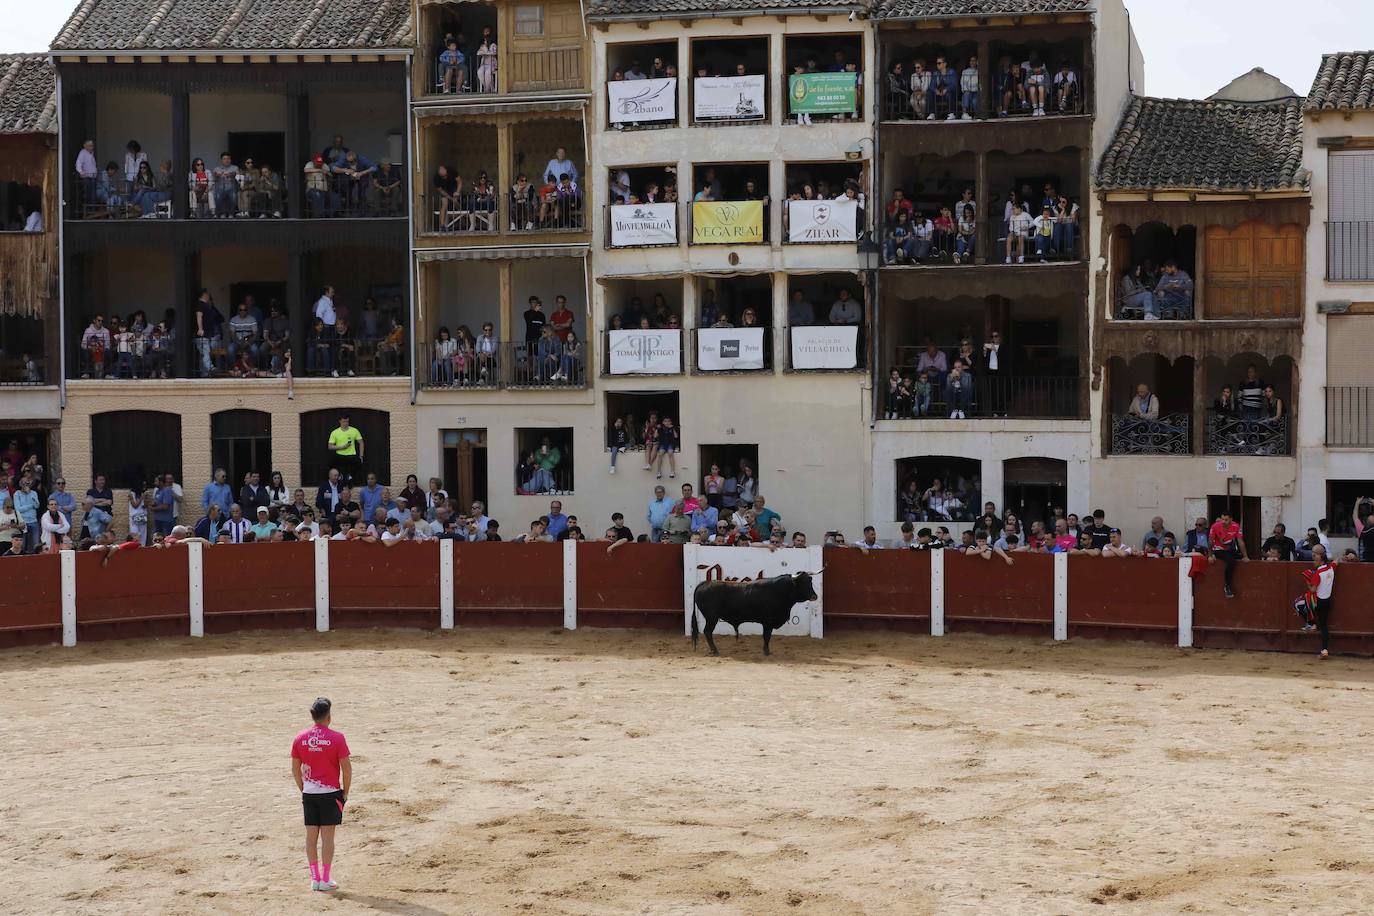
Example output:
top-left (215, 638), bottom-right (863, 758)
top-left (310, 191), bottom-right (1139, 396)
top-left (805, 568), bottom-right (826, 576)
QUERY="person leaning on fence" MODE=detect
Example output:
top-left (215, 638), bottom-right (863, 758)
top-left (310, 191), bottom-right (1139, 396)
top-left (1209, 512), bottom-right (1248, 599)
top-left (1299, 545), bottom-right (1337, 659)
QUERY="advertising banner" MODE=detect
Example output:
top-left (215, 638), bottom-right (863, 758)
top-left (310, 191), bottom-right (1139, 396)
top-left (697, 326), bottom-right (766, 371)
top-left (786, 198), bottom-right (858, 243)
top-left (609, 203), bottom-right (677, 246)
top-left (693, 75), bottom-right (766, 120)
top-left (790, 325), bottom-right (859, 370)
top-left (682, 544), bottom-right (824, 638)
top-left (608, 77), bottom-right (677, 124)
top-left (788, 72), bottom-right (858, 115)
top-left (608, 329), bottom-right (681, 375)
top-left (691, 200), bottom-right (764, 245)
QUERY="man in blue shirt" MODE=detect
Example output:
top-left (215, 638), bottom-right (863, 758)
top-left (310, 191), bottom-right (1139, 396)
top-left (358, 473), bottom-right (384, 521)
top-left (646, 485), bottom-right (673, 543)
top-left (194, 503), bottom-right (223, 541)
top-left (202, 467), bottom-right (233, 516)
top-left (82, 496), bottom-right (113, 541)
top-left (152, 479), bottom-right (178, 537)
top-left (690, 502), bottom-right (718, 534)
top-left (439, 39), bottom-right (465, 93)
top-left (546, 499), bottom-right (569, 539)
top-left (50, 477), bottom-right (76, 523)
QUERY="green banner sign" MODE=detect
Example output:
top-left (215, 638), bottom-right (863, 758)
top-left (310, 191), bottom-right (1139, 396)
top-left (788, 73), bottom-right (858, 115)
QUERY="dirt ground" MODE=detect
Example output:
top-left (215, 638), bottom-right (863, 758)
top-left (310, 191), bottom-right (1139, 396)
top-left (2, 627), bottom-right (1373, 915)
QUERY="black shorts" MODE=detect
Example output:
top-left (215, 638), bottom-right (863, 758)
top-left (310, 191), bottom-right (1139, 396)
top-left (302, 790), bottom-right (345, 827)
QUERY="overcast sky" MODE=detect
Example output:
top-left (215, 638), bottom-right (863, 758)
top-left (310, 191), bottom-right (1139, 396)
top-left (0, 0), bottom-right (1368, 101)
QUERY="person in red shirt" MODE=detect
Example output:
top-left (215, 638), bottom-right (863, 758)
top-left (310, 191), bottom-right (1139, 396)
top-left (549, 294), bottom-right (575, 342)
top-left (292, 697), bottom-right (353, 892)
top-left (1208, 511), bottom-right (1248, 598)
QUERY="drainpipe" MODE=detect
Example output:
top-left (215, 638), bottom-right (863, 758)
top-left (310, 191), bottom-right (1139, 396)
top-left (55, 66), bottom-right (66, 410)
top-left (406, 56), bottom-right (417, 407)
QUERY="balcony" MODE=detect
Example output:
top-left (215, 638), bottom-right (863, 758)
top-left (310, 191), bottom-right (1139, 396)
top-left (419, 341), bottom-right (586, 391)
top-left (1110, 414), bottom-right (1191, 456)
top-left (1325, 387), bottom-right (1374, 447)
top-left (0, 356), bottom-right (48, 386)
top-left (882, 218), bottom-right (1081, 267)
top-left (692, 327), bottom-right (772, 373)
top-left (881, 70), bottom-right (1086, 123)
top-left (1206, 412), bottom-right (1291, 456)
top-left (883, 375), bottom-right (1082, 419)
top-left (1115, 283), bottom-right (1194, 320)
top-left (75, 335), bottom-right (407, 381)
top-left (1327, 221), bottom-right (1374, 282)
top-left (689, 201), bottom-right (769, 246)
top-left (427, 191), bottom-right (500, 235)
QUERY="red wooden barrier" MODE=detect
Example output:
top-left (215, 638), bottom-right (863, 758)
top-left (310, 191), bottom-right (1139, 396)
top-left (1194, 560), bottom-right (1374, 654)
top-left (75, 547), bottom-right (189, 640)
top-left (453, 542), bottom-right (563, 626)
top-left (1068, 557), bottom-right (1178, 643)
top-left (0, 554), bottom-right (63, 648)
top-left (823, 548), bottom-right (931, 632)
top-left (329, 540), bottom-right (441, 629)
top-left (945, 550), bottom-right (1054, 634)
top-left (576, 542), bottom-right (683, 629)
top-left (203, 541), bottom-right (315, 633)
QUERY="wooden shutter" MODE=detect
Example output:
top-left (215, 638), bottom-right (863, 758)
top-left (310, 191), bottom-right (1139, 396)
top-left (508, 2), bottom-right (584, 92)
top-left (1204, 221), bottom-right (1302, 318)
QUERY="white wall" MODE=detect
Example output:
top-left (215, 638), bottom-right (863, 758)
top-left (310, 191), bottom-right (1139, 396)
top-left (1092, 0), bottom-right (1142, 162)
top-left (310, 91), bottom-right (407, 165)
top-left (189, 93), bottom-right (288, 165)
top-left (1296, 109), bottom-right (1374, 547)
top-left (95, 91), bottom-right (172, 172)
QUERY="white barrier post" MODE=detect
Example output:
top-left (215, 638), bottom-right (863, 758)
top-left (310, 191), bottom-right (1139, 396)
top-left (60, 548), bottom-right (77, 647)
top-left (562, 538), bottom-right (578, 630)
top-left (439, 538), bottom-right (455, 630)
top-left (682, 542), bottom-right (699, 637)
top-left (808, 544), bottom-right (824, 639)
top-left (187, 541), bottom-right (204, 638)
top-left (1177, 557), bottom-right (1194, 648)
top-left (314, 536), bottom-right (330, 632)
top-left (1053, 551), bottom-right (1068, 641)
top-left (930, 547), bottom-right (945, 637)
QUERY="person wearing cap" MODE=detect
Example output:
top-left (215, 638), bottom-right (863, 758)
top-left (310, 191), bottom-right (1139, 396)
top-left (303, 154), bottom-right (332, 216)
top-left (385, 493), bottom-right (409, 526)
top-left (291, 697), bottom-right (352, 892)
top-left (251, 506), bottom-right (278, 541)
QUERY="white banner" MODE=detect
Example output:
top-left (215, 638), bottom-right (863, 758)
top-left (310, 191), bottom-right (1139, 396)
top-left (787, 198), bottom-right (858, 243)
top-left (608, 329), bottom-right (681, 375)
top-left (790, 325), bottom-right (859, 370)
top-left (608, 77), bottom-right (677, 124)
top-left (682, 544), bottom-right (824, 638)
top-left (693, 75), bottom-right (766, 120)
top-left (609, 203), bottom-right (677, 247)
top-left (697, 326), bottom-right (766, 371)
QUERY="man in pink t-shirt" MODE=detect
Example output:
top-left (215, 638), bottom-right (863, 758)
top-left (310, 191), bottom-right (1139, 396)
top-left (291, 697), bottom-right (352, 892)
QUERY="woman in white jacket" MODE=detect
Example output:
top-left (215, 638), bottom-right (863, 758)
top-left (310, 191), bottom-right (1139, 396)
top-left (40, 498), bottom-right (71, 552)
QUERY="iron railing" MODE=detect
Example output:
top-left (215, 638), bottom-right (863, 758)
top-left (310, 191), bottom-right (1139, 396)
top-left (417, 340), bottom-right (587, 389)
top-left (1116, 284), bottom-right (1193, 320)
top-left (1206, 412), bottom-right (1291, 456)
top-left (880, 66), bottom-right (1086, 121)
top-left (428, 191), bottom-right (500, 234)
top-left (880, 216), bottom-right (1082, 266)
top-left (303, 173), bottom-right (406, 219)
top-left (1326, 386), bottom-right (1374, 447)
top-left (516, 463), bottom-right (576, 496)
top-left (1327, 221), bottom-right (1374, 281)
top-left (423, 344), bottom-right (501, 388)
top-left (881, 375), bottom-right (1082, 419)
top-left (0, 356), bottom-right (47, 385)
top-left (428, 55), bottom-right (488, 95)
top-left (1110, 413), bottom-right (1191, 455)
top-left (509, 182), bottom-right (585, 232)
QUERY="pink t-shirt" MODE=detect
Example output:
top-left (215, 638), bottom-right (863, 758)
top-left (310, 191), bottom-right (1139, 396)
top-left (292, 725), bottom-right (351, 793)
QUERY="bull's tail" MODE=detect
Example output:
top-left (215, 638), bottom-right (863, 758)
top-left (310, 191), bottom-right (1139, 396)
top-left (690, 583), bottom-right (702, 649)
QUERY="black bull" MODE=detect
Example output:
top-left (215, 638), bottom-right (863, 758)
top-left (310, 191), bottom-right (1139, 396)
top-left (690, 572), bottom-right (820, 656)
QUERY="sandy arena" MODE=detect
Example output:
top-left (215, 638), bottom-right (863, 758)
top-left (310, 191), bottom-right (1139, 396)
top-left (3, 627), bottom-right (1373, 914)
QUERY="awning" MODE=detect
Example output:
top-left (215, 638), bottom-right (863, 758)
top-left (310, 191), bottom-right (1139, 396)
top-left (415, 245), bottom-right (588, 262)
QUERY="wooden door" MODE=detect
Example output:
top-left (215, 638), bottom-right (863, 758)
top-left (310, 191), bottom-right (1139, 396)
top-left (507, 1), bottom-right (585, 92)
top-left (1204, 221), bottom-right (1302, 318)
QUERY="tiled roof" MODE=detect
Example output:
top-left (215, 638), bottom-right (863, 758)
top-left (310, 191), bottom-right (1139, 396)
top-left (51, 0), bottom-right (412, 52)
top-left (1096, 97), bottom-right (1308, 193)
top-left (871, 0), bottom-right (1093, 21)
top-left (0, 54), bottom-right (57, 134)
top-left (587, 0), bottom-right (861, 20)
top-left (1305, 51), bottom-right (1374, 112)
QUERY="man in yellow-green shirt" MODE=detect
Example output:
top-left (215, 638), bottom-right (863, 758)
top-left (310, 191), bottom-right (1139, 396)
top-left (327, 414), bottom-right (364, 483)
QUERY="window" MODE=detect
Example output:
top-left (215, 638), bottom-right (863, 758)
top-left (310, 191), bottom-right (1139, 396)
top-left (211, 410), bottom-right (272, 495)
top-left (895, 456), bottom-right (980, 524)
top-left (91, 411), bottom-right (182, 490)
top-left (299, 408), bottom-right (391, 486)
top-left (0, 181), bottom-right (42, 232)
top-left (1327, 480), bottom-right (1374, 537)
top-left (606, 391), bottom-right (681, 451)
top-left (516, 427), bottom-right (573, 495)
top-left (1329, 150), bottom-right (1374, 280)
top-left (698, 444), bottom-right (759, 510)
top-left (515, 5), bottom-right (544, 35)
